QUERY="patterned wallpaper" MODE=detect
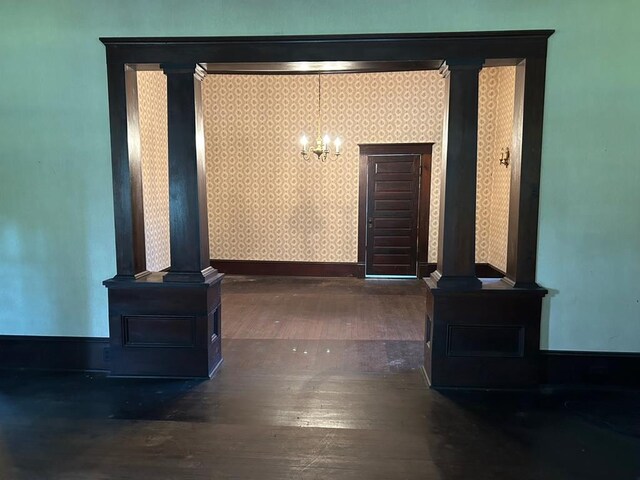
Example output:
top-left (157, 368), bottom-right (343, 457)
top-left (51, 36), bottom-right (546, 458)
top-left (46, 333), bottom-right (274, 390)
top-left (203, 69), bottom-right (512, 264)
top-left (476, 67), bottom-right (515, 266)
top-left (488, 67), bottom-right (516, 271)
top-left (137, 67), bottom-right (514, 269)
top-left (137, 71), bottom-right (171, 272)
top-left (477, 68), bottom-right (499, 263)
top-left (203, 71), bottom-right (445, 262)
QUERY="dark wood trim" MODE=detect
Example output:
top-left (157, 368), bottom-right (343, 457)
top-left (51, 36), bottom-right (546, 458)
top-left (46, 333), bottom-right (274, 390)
top-left (2, 334), bottom-right (634, 389)
top-left (106, 62), bottom-right (148, 279)
top-left (101, 30), bottom-right (553, 385)
top-left (211, 260), bottom-right (502, 279)
top-left (505, 57), bottom-right (547, 288)
top-left (211, 260), bottom-right (359, 277)
top-left (475, 263), bottom-right (505, 278)
top-left (104, 272), bottom-right (224, 378)
top-left (6, 335), bottom-right (636, 388)
top-left (101, 30), bottom-right (554, 43)
top-left (358, 143), bottom-right (435, 155)
top-left (163, 63), bottom-right (216, 283)
top-left (358, 143), bottom-right (433, 278)
top-left (424, 278), bottom-right (547, 388)
top-left (102, 31), bottom-right (552, 285)
top-left (0, 336), bottom-right (109, 372)
top-left (542, 351), bottom-right (640, 388)
top-left (418, 149), bottom-right (432, 271)
top-left (203, 60), bottom-right (445, 75)
top-left (100, 31), bottom-right (553, 66)
top-left (357, 148), bottom-right (368, 272)
top-left (420, 262), bottom-right (504, 279)
top-left (418, 262), bottom-right (435, 278)
top-left (433, 60), bottom-right (484, 289)
top-left (102, 32), bottom-right (552, 283)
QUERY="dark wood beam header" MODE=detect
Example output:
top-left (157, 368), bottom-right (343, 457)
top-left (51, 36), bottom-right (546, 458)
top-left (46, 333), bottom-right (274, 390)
top-left (100, 30), bottom-right (552, 66)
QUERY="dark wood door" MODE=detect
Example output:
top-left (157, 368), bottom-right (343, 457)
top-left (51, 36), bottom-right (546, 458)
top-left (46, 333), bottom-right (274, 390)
top-left (366, 154), bottom-right (421, 276)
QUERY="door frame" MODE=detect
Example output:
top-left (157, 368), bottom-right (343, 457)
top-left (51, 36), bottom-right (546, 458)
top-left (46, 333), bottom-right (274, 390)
top-left (357, 143), bottom-right (433, 278)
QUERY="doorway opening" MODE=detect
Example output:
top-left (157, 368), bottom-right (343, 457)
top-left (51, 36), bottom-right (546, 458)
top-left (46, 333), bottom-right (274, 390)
top-left (101, 32), bottom-right (552, 385)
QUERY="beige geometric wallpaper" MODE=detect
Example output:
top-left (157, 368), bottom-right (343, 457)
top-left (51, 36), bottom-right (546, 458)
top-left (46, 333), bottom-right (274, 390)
top-left (137, 67), bottom-right (515, 269)
top-left (203, 69), bottom-right (514, 264)
top-left (488, 66), bottom-right (516, 271)
top-left (477, 67), bottom-right (515, 269)
top-left (137, 71), bottom-right (170, 272)
top-left (203, 71), bottom-right (445, 262)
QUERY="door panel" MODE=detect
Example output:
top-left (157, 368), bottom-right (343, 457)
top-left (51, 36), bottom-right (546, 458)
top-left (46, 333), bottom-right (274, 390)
top-left (374, 199), bottom-right (413, 211)
top-left (374, 161), bottom-right (415, 173)
top-left (366, 154), bottom-right (420, 276)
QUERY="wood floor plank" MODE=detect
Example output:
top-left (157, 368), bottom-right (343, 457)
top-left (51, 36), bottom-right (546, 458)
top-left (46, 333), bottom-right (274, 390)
top-left (221, 276), bottom-right (425, 341)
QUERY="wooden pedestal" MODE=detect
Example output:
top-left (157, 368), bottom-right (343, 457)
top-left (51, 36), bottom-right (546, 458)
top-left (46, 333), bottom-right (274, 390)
top-left (103, 272), bottom-right (224, 378)
top-left (423, 278), bottom-right (547, 388)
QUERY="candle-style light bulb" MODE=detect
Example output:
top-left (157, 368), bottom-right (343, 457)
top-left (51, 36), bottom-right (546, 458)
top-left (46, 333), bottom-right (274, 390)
top-left (300, 134), bottom-right (308, 150)
top-left (323, 134), bottom-right (331, 150)
top-left (334, 137), bottom-right (342, 155)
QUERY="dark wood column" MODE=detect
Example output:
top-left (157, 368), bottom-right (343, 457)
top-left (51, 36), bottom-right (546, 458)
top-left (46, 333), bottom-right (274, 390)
top-left (105, 62), bottom-right (147, 279)
top-left (432, 59), bottom-right (484, 289)
top-left (505, 57), bottom-right (547, 288)
top-left (162, 64), bottom-right (216, 283)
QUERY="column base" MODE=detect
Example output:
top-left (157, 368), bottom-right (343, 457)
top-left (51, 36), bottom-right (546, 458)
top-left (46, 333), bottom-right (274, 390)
top-left (163, 266), bottom-right (218, 283)
top-left (501, 276), bottom-right (540, 289)
top-left (103, 271), bottom-right (224, 378)
top-left (430, 270), bottom-right (482, 289)
top-left (423, 277), bottom-right (547, 388)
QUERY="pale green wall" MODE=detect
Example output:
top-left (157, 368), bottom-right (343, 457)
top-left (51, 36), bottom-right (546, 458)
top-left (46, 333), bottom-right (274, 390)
top-left (0, 1), bottom-right (638, 351)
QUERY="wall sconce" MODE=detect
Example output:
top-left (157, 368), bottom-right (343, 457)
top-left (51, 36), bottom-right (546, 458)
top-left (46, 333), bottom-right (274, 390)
top-left (499, 147), bottom-right (510, 168)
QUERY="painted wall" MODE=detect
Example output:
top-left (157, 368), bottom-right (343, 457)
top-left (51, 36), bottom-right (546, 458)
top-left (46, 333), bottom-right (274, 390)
top-left (0, 1), bottom-right (638, 352)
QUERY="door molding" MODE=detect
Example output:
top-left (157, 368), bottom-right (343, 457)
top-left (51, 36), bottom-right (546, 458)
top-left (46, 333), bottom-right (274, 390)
top-left (358, 143), bottom-right (433, 278)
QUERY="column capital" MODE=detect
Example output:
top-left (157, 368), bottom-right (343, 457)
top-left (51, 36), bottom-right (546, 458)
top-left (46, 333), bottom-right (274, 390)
top-left (161, 63), bottom-right (207, 81)
top-left (439, 58), bottom-right (485, 78)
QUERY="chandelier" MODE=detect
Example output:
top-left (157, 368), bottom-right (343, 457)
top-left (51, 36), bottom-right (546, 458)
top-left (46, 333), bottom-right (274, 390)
top-left (300, 74), bottom-right (342, 161)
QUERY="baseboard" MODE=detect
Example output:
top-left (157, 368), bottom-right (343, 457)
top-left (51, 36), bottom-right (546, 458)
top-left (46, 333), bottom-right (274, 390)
top-left (1, 335), bottom-right (637, 388)
top-left (213, 260), bottom-right (505, 279)
top-left (0, 335), bottom-right (110, 372)
top-left (211, 259), bottom-right (359, 277)
top-left (475, 263), bottom-right (506, 278)
top-left (418, 262), bottom-right (505, 279)
top-left (541, 350), bottom-right (640, 388)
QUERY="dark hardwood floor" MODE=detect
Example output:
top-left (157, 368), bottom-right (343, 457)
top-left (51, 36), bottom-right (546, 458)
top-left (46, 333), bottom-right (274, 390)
top-left (1, 276), bottom-right (639, 479)
top-left (222, 275), bottom-right (426, 342)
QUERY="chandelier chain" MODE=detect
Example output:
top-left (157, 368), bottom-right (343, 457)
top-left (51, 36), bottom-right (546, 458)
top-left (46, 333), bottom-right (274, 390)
top-left (316, 74), bottom-right (321, 138)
